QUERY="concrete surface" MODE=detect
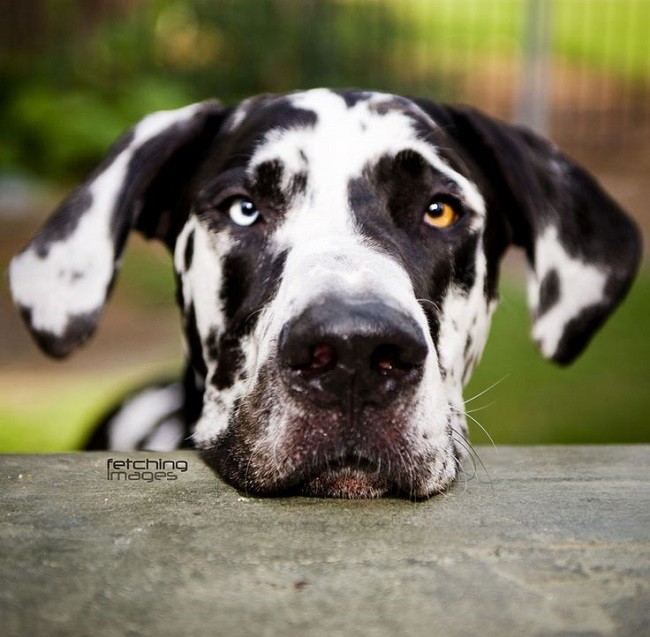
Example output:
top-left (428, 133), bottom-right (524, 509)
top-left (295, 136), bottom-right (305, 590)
top-left (1, 446), bottom-right (648, 637)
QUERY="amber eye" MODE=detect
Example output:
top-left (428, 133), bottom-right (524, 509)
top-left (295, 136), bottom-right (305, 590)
top-left (423, 201), bottom-right (458, 228)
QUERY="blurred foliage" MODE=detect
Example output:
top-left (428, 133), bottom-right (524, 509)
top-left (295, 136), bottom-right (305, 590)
top-left (1, 0), bottom-right (648, 182)
top-left (0, 0), bottom-right (419, 181)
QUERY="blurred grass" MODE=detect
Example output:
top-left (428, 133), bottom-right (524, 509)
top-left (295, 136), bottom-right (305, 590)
top-left (0, 372), bottom-right (174, 452)
top-left (0, 239), bottom-right (180, 453)
top-left (118, 237), bottom-right (177, 306)
top-left (466, 267), bottom-right (650, 445)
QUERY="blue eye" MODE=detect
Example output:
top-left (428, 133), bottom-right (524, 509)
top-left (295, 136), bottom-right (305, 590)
top-left (228, 198), bottom-right (260, 226)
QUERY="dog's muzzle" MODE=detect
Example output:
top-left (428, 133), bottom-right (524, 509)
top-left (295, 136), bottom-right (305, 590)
top-left (279, 298), bottom-right (428, 409)
top-left (202, 296), bottom-right (438, 499)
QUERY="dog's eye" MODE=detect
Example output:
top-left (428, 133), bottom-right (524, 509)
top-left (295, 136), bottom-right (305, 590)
top-left (227, 198), bottom-right (260, 226)
top-left (423, 201), bottom-right (459, 229)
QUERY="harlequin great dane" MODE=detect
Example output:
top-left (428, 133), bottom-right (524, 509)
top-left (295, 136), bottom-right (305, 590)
top-left (9, 89), bottom-right (641, 499)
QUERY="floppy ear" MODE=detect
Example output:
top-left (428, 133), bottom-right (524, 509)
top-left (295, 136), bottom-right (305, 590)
top-left (9, 100), bottom-right (225, 358)
top-left (416, 101), bottom-right (642, 364)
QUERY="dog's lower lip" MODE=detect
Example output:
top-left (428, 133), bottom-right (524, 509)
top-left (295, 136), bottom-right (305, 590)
top-left (298, 458), bottom-right (389, 499)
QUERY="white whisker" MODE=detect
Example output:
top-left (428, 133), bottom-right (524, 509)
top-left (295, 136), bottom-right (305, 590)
top-left (464, 374), bottom-right (510, 404)
top-left (463, 411), bottom-right (499, 455)
top-left (465, 401), bottom-right (496, 414)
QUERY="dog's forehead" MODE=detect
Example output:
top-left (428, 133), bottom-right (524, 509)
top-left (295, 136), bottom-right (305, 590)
top-left (224, 89), bottom-right (484, 213)
top-left (218, 89), bottom-right (470, 202)
top-left (248, 89), bottom-right (431, 168)
top-left (245, 90), bottom-right (430, 170)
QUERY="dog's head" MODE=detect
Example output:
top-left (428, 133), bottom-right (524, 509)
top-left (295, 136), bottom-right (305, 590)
top-left (10, 89), bottom-right (641, 498)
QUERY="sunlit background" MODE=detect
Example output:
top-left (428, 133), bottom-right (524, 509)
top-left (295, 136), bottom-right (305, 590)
top-left (1, 0), bottom-right (648, 451)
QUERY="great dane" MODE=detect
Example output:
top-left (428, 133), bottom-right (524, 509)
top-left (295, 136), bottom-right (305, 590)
top-left (9, 89), bottom-right (642, 498)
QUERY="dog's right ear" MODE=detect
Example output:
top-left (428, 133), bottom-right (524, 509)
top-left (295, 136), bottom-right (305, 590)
top-left (9, 100), bottom-right (225, 358)
top-left (414, 100), bottom-right (642, 365)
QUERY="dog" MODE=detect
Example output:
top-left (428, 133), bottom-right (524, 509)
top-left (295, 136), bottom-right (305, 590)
top-left (9, 89), bottom-right (642, 499)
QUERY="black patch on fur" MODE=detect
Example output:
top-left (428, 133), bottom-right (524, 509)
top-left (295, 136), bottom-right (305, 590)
top-left (30, 188), bottom-right (94, 258)
top-left (463, 335), bottom-right (473, 358)
top-left (212, 336), bottom-right (245, 390)
top-left (252, 160), bottom-right (286, 208)
top-left (552, 303), bottom-right (608, 366)
top-left (277, 102), bottom-right (319, 130)
top-left (205, 328), bottom-right (220, 363)
top-left (394, 149), bottom-right (427, 177)
top-left (19, 306), bottom-right (100, 359)
top-left (348, 151), bottom-right (475, 349)
top-left (348, 150), bottom-right (464, 346)
top-left (347, 177), bottom-right (375, 214)
top-left (369, 95), bottom-right (412, 116)
top-left (422, 296), bottom-right (441, 348)
top-left (182, 364), bottom-right (204, 434)
top-left (184, 302), bottom-right (207, 377)
top-left (289, 171), bottom-right (308, 199)
top-left (113, 109), bottom-right (223, 251)
top-left (262, 248), bottom-right (289, 308)
top-left (452, 232), bottom-right (478, 293)
top-left (335, 89), bottom-right (372, 108)
top-left (174, 270), bottom-right (185, 308)
top-left (183, 229), bottom-right (195, 271)
top-left (220, 254), bottom-right (251, 321)
top-left (205, 97), bottom-right (317, 164)
top-left (537, 269), bottom-right (560, 317)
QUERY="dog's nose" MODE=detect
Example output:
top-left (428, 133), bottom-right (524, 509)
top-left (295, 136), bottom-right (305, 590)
top-left (279, 299), bottom-right (428, 408)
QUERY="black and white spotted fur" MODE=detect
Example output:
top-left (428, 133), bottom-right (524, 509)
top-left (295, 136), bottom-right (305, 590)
top-left (9, 89), bottom-right (641, 498)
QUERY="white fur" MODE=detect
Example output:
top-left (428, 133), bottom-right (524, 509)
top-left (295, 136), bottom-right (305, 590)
top-left (529, 226), bottom-right (607, 359)
top-left (436, 239), bottom-right (496, 387)
top-left (225, 97), bottom-right (255, 133)
top-left (191, 334), bottom-right (257, 445)
top-left (174, 218), bottom-right (230, 340)
top-left (108, 384), bottom-right (183, 450)
top-left (143, 417), bottom-right (185, 451)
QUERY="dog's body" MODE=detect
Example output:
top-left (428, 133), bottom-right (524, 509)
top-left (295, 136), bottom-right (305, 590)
top-left (10, 89), bottom-right (641, 498)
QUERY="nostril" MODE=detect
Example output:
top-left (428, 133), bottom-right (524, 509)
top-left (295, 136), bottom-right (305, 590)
top-left (370, 344), bottom-right (422, 377)
top-left (286, 341), bottom-right (338, 373)
top-left (306, 343), bottom-right (337, 372)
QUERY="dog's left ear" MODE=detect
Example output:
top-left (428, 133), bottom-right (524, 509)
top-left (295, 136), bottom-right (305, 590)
top-left (9, 101), bottom-right (225, 358)
top-left (417, 101), bottom-right (642, 364)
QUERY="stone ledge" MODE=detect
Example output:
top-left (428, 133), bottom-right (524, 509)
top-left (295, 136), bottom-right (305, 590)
top-left (1, 446), bottom-right (648, 637)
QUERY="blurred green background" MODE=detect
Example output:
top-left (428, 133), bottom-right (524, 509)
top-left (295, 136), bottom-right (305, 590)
top-left (1, 0), bottom-right (648, 451)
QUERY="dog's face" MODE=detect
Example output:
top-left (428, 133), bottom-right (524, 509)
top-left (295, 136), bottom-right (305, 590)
top-left (10, 89), bottom-right (641, 498)
top-left (178, 90), bottom-right (498, 498)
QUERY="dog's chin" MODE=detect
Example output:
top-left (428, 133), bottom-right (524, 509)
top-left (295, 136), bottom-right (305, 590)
top-left (299, 466), bottom-right (390, 499)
